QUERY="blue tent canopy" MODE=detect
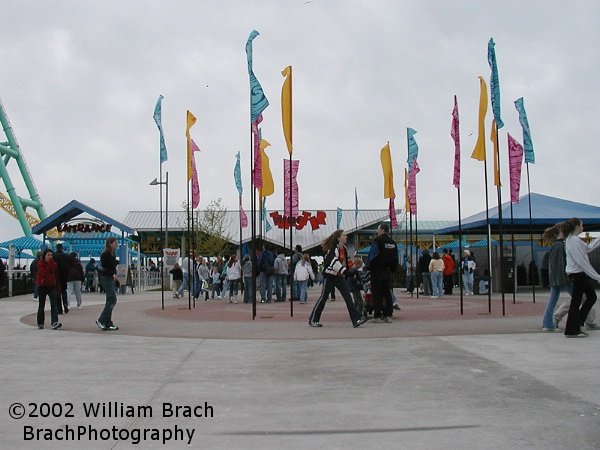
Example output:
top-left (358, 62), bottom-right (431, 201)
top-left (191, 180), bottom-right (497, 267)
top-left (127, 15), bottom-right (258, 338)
top-left (0, 248), bottom-right (35, 260)
top-left (439, 239), bottom-right (470, 249)
top-left (0, 235), bottom-right (45, 251)
top-left (435, 193), bottom-right (600, 235)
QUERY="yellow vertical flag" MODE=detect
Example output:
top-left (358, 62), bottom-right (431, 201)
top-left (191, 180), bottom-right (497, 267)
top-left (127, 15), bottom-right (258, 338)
top-left (470, 76), bottom-right (488, 161)
top-left (404, 167), bottom-right (410, 213)
top-left (259, 139), bottom-right (274, 197)
top-left (380, 142), bottom-right (395, 199)
top-left (490, 119), bottom-right (501, 186)
top-left (281, 66), bottom-right (293, 155)
top-left (186, 110), bottom-right (197, 180)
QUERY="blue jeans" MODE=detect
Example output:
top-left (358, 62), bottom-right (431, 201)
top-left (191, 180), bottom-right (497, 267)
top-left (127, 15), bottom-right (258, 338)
top-left (192, 272), bottom-right (201, 298)
top-left (98, 275), bottom-right (118, 326)
top-left (67, 280), bottom-right (82, 307)
top-left (462, 272), bottom-right (474, 294)
top-left (297, 280), bottom-right (309, 303)
top-left (542, 286), bottom-right (567, 329)
top-left (275, 274), bottom-right (287, 301)
top-left (421, 272), bottom-right (432, 295)
top-left (177, 272), bottom-right (189, 297)
top-left (243, 276), bottom-right (253, 303)
top-left (431, 272), bottom-right (443, 297)
top-left (259, 272), bottom-right (274, 301)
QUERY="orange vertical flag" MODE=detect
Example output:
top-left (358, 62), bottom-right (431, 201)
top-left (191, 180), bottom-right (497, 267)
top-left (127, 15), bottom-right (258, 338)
top-left (380, 142), bottom-right (395, 199)
top-left (470, 76), bottom-right (488, 161)
top-left (186, 110), bottom-right (197, 180)
top-left (281, 66), bottom-right (293, 155)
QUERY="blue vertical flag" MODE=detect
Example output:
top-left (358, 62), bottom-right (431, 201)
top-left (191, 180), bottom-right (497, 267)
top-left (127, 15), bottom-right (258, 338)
top-left (337, 207), bottom-right (343, 229)
top-left (407, 128), bottom-right (419, 172)
top-left (234, 151), bottom-right (243, 195)
top-left (262, 202), bottom-right (272, 233)
top-left (354, 187), bottom-right (359, 222)
top-left (153, 95), bottom-right (167, 163)
top-left (514, 97), bottom-right (534, 164)
top-left (246, 30), bottom-right (269, 123)
top-left (488, 38), bottom-right (504, 129)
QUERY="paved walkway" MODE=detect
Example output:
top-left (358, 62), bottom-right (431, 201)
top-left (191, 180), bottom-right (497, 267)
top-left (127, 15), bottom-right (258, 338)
top-left (1, 287), bottom-right (599, 449)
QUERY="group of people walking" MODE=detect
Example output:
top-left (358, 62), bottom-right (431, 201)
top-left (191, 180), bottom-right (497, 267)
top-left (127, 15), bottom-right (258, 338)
top-left (542, 218), bottom-right (600, 337)
top-left (33, 238), bottom-right (121, 332)
top-left (28, 216), bottom-right (600, 337)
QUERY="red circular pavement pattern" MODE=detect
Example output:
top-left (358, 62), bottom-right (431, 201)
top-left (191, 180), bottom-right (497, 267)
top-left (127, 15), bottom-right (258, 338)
top-left (21, 290), bottom-right (548, 340)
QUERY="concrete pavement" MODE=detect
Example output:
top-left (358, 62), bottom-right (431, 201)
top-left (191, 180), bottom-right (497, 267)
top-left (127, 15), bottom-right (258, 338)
top-left (1, 287), bottom-right (599, 449)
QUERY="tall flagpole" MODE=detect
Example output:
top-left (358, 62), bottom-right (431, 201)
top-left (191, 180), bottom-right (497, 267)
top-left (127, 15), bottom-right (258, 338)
top-left (457, 186), bottom-right (463, 314)
top-left (494, 122), bottom-right (506, 316)
top-left (186, 169), bottom-right (191, 311)
top-left (246, 30), bottom-right (269, 320)
top-left (483, 159), bottom-right (492, 313)
top-left (250, 126), bottom-right (257, 319)
top-left (451, 95), bottom-right (463, 314)
top-left (510, 201), bottom-right (516, 304)
top-left (514, 97), bottom-right (535, 304)
top-left (526, 164), bottom-right (536, 303)
top-left (409, 211), bottom-right (414, 299)
top-left (289, 156), bottom-right (293, 318)
top-left (159, 157), bottom-right (164, 310)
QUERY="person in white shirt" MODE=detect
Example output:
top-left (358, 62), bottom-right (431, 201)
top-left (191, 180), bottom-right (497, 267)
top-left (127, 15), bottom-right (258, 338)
top-left (226, 255), bottom-right (242, 304)
top-left (294, 254), bottom-right (315, 304)
top-left (563, 218), bottom-right (600, 337)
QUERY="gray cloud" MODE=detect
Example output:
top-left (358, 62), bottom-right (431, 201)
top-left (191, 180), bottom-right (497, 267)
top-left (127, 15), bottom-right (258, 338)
top-left (1, 0), bottom-right (598, 240)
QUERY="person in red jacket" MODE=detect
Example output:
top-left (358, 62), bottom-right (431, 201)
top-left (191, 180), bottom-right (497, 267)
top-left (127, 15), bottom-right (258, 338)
top-left (35, 248), bottom-right (62, 330)
top-left (442, 249), bottom-right (455, 295)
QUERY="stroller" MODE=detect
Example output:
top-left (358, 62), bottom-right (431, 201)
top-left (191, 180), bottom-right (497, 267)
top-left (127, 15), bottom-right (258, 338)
top-left (359, 269), bottom-right (373, 317)
top-left (362, 290), bottom-right (374, 317)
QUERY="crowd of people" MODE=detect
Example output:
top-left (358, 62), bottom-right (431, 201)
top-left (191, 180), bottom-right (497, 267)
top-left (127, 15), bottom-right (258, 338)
top-left (5, 216), bottom-right (600, 337)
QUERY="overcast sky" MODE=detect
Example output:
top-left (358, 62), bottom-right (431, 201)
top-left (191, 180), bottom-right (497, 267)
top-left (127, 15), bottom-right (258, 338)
top-left (1, 0), bottom-right (599, 242)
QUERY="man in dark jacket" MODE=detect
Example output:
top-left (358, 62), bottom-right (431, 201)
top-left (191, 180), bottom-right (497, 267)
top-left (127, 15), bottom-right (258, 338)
top-left (53, 243), bottom-right (70, 313)
top-left (258, 244), bottom-right (276, 303)
top-left (366, 223), bottom-right (398, 322)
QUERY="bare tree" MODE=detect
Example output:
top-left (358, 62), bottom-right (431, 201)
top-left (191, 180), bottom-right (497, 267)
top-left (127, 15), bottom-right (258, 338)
top-left (181, 198), bottom-right (235, 257)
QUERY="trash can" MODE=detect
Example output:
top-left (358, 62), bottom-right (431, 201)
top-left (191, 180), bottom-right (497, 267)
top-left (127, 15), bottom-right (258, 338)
top-left (474, 275), bottom-right (491, 295)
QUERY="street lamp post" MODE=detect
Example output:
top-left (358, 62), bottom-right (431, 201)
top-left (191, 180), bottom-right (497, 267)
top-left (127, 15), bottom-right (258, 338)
top-left (150, 171), bottom-right (169, 309)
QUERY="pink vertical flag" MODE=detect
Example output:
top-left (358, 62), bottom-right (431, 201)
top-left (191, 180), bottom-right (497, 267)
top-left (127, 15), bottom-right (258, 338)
top-left (190, 138), bottom-right (201, 209)
top-left (451, 95), bottom-right (461, 188)
top-left (239, 202), bottom-right (248, 228)
top-left (389, 198), bottom-right (398, 228)
top-left (251, 116), bottom-right (264, 188)
top-left (507, 133), bottom-right (524, 203)
top-left (284, 159), bottom-right (299, 217)
top-left (408, 160), bottom-right (420, 214)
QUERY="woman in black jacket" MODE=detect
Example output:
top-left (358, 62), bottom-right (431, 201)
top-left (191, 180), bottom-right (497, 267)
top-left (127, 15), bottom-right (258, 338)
top-left (308, 229), bottom-right (368, 328)
top-left (96, 237), bottom-right (119, 331)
